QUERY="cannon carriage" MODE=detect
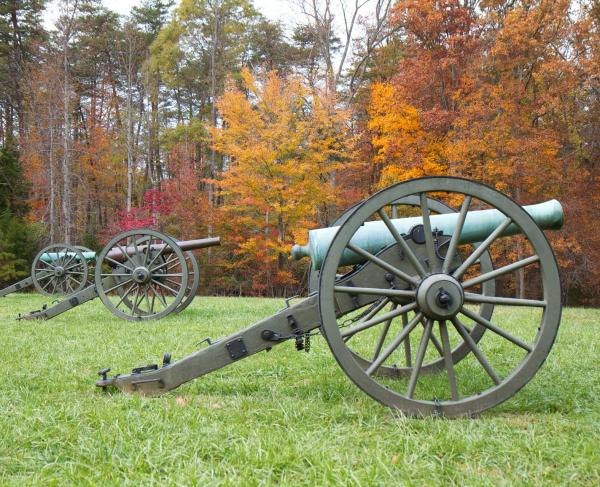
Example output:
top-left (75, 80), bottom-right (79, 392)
top-left (18, 230), bottom-right (219, 322)
top-left (96, 177), bottom-right (564, 417)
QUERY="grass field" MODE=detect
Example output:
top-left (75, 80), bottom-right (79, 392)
top-left (0, 294), bottom-right (598, 485)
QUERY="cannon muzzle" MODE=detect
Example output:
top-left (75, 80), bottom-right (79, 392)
top-left (292, 200), bottom-right (563, 270)
top-left (41, 237), bottom-right (221, 264)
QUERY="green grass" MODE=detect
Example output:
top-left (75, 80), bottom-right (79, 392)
top-left (0, 294), bottom-right (598, 486)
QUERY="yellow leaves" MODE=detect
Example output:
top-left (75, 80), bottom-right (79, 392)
top-left (211, 69), bottom-right (350, 292)
top-left (368, 82), bottom-right (450, 188)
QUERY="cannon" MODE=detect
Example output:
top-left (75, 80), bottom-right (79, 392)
top-left (0, 244), bottom-right (92, 298)
top-left (96, 177), bottom-right (563, 417)
top-left (19, 229), bottom-right (220, 322)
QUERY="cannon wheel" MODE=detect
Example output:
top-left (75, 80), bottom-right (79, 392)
top-left (318, 177), bottom-right (561, 417)
top-left (311, 196), bottom-right (495, 377)
top-left (126, 249), bottom-right (199, 315)
top-left (75, 246), bottom-right (96, 286)
top-left (31, 244), bottom-right (89, 296)
top-left (113, 236), bottom-right (199, 316)
top-left (95, 230), bottom-right (189, 321)
top-left (173, 251), bottom-right (200, 314)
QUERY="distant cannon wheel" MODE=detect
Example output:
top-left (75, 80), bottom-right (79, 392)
top-left (173, 251), bottom-right (200, 313)
top-left (95, 230), bottom-right (189, 321)
top-left (75, 245), bottom-right (96, 286)
top-left (31, 244), bottom-right (89, 296)
top-left (112, 237), bottom-right (198, 315)
top-left (141, 249), bottom-right (199, 314)
top-left (318, 177), bottom-right (561, 417)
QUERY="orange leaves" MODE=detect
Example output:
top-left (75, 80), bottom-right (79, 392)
top-left (367, 82), bottom-right (448, 187)
top-left (364, 0), bottom-right (600, 303)
top-left (211, 69), bottom-right (350, 295)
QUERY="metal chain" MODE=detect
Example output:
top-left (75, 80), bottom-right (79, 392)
top-left (339, 297), bottom-right (387, 329)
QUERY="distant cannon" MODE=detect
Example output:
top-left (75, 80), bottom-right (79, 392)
top-left (96, 177), bottom-right (564, 417)
top-left (0, 244), bottom-right (92, 298)
top-left (19, 230), bottom-right (220, 322)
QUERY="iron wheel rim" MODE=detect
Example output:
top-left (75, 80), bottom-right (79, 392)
top-left (318, 176), bottom-right (561, 417)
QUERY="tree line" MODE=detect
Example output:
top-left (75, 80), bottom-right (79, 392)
top-left (0, 0), bottom-right (599, 304)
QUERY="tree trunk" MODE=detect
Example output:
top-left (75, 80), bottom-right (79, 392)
top-left (49, 124), bottom-right (55, 242)
top-left (62, 33), bottom-right (71, 243)
top-left (10, 1), bottom-right (23, 138)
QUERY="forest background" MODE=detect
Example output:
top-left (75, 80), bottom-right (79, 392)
top-left (0, 0), bottom-right (598, 304)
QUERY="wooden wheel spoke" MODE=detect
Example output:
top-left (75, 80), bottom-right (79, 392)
top-left (150, 258), bottom-right (173, 273)
top-left (452, 318), bottom-right (500, 385)
top-left (115, 282), bottom-right (137, 309)
top-left (165, 278), bottom-right (183, 288)
top-left (62, 252), bottom-right (78, 269)
top-left (104, 256), bottom-right (128, 268)
top-left (371, 304), bottom-right (398, 361)
top-left (116, 243), bottom-right (137, 269)
top-left (64, 261), bottom-right (84, 271)
top-left (41, 278), bottom-right (54, 291)
top-left (334, 286), bottom-right (415, 299)
top-left (152, 284), bottom-right (169, 308)
top-left (453, 218), bottom-right (512, 279)
top-left (346, 242), bottom-right (419, 286)
top-left (151, 278), bottom-right (181, 297)
top-left (464, 293), bottom-right (546, 307)
top-left (66, 275), bottom-right (80, 287)
top-left (362, 298), bottom-right (390, 321)
top-left (406, 318), bottom-right (433, 398)
top-left (344, 299), bottom-right (392, 344)
top-left (341, 302), bottom-right (417, 339)
top-left (366, 312), bottom-right (423, 376)
top-left (462, 255), bottom-right (540, 289)
top-left (417, 315), bottom-right (444, 356)
top-left (130, 286), bottom-right (142, 315)
top-left (65, 278), bottom-right (74, 294)
top-left (147, 243), bottom-right (169, 270)
top-left (461, 307), bottom-right (532, 352)
top-left (104, 278), bottom-right (133, 295)
top-left (402, 313), bottom-right (412, 367)
top-left (166, 257), bottom-right (182, 272)
top-left (377, 208), bottom-right (426, 277)
top-left (40, 259), bottom-right (56, 269)
top-left (442, 195), bottom-right (472, 273)
top-left (143, 287), bottom-right (152, 313)
top-left (150, 290), bottom-right (157, 313)
top-left (439, 320), bottom-right (459, 401)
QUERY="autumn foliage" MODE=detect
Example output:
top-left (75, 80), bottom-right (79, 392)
top-left (365, 0), bottom-right (600, 302)
top-left (1, 0), bottom-right (599, 302)
top-left (211, 70), bottom-right (349, 295)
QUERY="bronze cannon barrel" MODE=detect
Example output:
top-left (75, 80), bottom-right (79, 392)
top-left (105, 237), bottom-right (221, 264)
top-left (292, 200), bottom-right (563, 269)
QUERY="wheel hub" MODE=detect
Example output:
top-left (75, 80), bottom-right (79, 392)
top-left (54, 266), bottom-right (65, 277)
top-left (132, 266), bottom-right (151, 284)
top-left (416, 274), bottom-right (464, 320)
